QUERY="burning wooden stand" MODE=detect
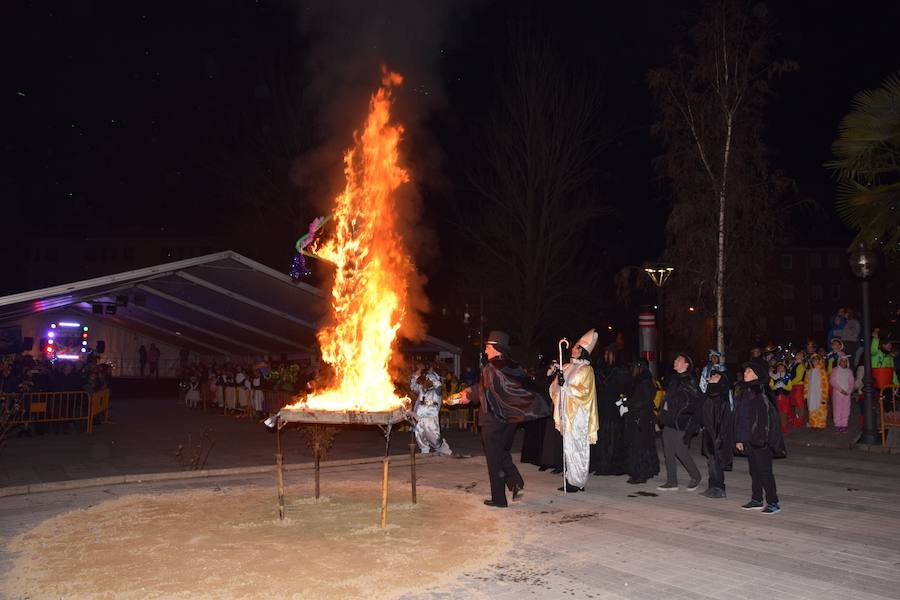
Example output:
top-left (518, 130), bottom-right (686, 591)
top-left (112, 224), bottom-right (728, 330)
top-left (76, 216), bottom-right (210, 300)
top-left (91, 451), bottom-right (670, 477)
top-left (272, 406), bottom-right (414, 528)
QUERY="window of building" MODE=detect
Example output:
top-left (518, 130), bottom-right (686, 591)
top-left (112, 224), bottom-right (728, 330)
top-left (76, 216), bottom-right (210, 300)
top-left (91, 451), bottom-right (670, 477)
top-left (780, 254), bottom-right (793, 269)
top-left (782, 284), bottom-right (795, 300)
top-left (812, 314), bottom-right (824, 331)
top-left (809, 253), bottom-right (822, 269)
top-left (784, 316), bottom-right (796, 331)
top-left (831, 283), bottom-right (841, 301)
top-left (827, 253), bottom-right (840, 269)
top-left (811, 284), bottom-right (823, 301)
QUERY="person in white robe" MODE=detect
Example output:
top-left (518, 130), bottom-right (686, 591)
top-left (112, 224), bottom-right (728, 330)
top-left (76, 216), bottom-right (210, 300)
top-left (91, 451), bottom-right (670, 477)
top-left (409, 363), bottom-right (452, 455)
top-left (549, 329), bottom-right (599, 492)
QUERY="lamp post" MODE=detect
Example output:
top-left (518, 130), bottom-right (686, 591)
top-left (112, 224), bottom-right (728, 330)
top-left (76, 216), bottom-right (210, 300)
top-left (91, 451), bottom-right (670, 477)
top-left (644, 264), bottom-right (675, 373)
top-left (849, 243), bottom-right (879, 446)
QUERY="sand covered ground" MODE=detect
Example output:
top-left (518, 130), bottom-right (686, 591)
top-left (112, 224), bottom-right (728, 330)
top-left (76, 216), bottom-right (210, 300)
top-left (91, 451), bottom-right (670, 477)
top-left (2, 481), bottom-right (511, 599)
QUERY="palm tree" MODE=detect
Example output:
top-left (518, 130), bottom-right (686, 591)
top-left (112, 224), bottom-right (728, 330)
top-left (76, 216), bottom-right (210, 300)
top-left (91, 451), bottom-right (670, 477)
top-left (827, 72), bottom-right (900, 254)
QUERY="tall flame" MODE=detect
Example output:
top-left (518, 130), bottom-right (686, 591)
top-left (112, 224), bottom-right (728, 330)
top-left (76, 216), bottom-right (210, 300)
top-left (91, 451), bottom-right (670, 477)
top-left (292, 69), bottom-right (414, 412)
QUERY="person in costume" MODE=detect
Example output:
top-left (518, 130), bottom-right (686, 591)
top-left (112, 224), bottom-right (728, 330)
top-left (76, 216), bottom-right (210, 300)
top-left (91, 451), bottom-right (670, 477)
top-left (455, 331), bottom-right (551, 507)
top-left (548, 329), bottom-right (600, 493)
top-left (623, 358), bottom-right (660, 484)
top-left (805, 354), bottom-right (829, 429)
top-left (590, 344), bottom-right (628, 476)
top-left (657, 353), bottom-right (703, 491)
top-left (700, 370), bottom-right (734, 498)
top-left (699, 350), bottom-right (723, 393)
top-left (825, 338), bottom-right (844, 373)
top-left (769, 362), bottom-right (792, 434)
top-left (829, 353), bottom-right (854, 433)
top-left (787, 350), bottom-right (807, 429)
top-left (735, 361), bottom-right (786, 514)
top-left (409, 363), bottom-right (452, 455)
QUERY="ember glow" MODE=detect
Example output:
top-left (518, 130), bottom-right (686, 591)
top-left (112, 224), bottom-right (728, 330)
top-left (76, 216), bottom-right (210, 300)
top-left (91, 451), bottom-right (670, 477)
top-left (288, 69), bottom-right (414, 413)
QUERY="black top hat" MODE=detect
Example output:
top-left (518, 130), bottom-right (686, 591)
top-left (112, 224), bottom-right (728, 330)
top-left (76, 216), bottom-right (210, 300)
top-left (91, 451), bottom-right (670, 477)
top-left (486, 330), bottom-right (509, 346)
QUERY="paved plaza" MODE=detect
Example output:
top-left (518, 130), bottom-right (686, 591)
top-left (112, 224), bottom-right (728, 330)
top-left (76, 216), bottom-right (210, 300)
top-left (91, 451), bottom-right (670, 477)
top-left (2, 396), bottom-right (900, 599)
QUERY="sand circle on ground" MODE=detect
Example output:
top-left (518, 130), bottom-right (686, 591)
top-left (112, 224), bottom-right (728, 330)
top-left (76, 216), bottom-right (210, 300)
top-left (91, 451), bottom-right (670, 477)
top-left (3, 481), bottom-right (510, 599)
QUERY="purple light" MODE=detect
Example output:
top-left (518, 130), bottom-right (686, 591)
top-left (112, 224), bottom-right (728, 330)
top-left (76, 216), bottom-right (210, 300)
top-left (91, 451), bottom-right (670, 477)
top-left (57, 354), bottom-right (80, 360)
top-left (58, 322), bottom-right (81, 328)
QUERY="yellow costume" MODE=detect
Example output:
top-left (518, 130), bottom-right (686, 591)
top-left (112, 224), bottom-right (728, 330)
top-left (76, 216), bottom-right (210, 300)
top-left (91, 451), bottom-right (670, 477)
top-left (805, 360), bottom-right (829, 429)
top-left (549, 329), bottom-right (599, 489)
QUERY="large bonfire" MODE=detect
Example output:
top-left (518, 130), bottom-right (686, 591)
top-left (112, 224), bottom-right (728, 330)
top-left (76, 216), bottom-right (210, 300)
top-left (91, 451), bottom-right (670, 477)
top-left (287, 69), bottom-right (415, 414)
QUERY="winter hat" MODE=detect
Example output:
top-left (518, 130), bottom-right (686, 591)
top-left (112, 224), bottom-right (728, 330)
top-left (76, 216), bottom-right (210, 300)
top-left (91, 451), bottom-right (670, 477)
top-left (708, 349), bottom-right (722, 359)
top-left (741, 360), bottom-right (768, 383)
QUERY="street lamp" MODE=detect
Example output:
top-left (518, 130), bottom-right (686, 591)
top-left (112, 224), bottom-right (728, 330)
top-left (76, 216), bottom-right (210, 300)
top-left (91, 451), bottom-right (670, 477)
top-left (644, 264), bottom-right (675, 372)
top-left (849, 243), bottom-right (879, 446)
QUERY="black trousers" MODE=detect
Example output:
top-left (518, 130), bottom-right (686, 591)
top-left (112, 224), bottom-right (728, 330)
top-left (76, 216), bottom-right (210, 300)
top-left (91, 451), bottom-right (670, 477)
top-left (747, 446), bottom-right (778, 504)
top-left (662, 426), bottom-right (700, 485)
top-left (480, 421), bottom-right (523, 506)
top-left (706, 450), bottom-right (725, 491)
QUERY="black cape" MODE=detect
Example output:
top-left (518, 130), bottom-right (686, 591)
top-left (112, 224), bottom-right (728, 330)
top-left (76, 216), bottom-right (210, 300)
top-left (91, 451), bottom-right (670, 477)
top-left (625, 369), bottom-right (660, 481)
top-left (470, 356), bottom-right (551, 425)
top-left (591, 363), bottom-right (629, 475)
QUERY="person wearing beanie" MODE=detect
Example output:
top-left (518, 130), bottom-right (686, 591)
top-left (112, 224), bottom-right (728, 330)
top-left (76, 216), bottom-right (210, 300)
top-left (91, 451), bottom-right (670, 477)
top-left (623, 358), bottom-right (660, 484)
top-left (805, 354), bottom-right (830, 429)
top-left (829, 353), bottom-right (855, 433)
top-left (700, 369), bottom-right (734, 498)
top-left (549, 329), bottom-right (600, 493)
top-left (735, 361), bottom-right (786, 514)
top-left (454, 331), bottom-right (551, 507)
top-left (657, 353), bottom-right (703, 491)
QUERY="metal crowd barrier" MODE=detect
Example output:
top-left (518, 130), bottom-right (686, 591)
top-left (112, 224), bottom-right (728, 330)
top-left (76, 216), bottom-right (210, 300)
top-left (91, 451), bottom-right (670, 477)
top-left (2, 389), bottom-right (111, 434)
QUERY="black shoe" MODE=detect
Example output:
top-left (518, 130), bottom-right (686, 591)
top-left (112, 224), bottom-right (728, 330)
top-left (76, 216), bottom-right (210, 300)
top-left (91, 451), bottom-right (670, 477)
top-left (702, 487), bottom-right (726, 499)
top-left (687, 478), bottom-right (702, 491)
top-left (538, 465), bottom-right (549, 472)
top-left (512, 485), bottom-right (524, 501)
top-left (741, 499), bottom-right (765, 510)
top-left (483, 499), bottom-right (507, 508)
top-left (627, 477), bottom-right (647, 485)
top-left (656, 482), bottom-right (679, 491)
top-left (557, 483), bottom-right (584, 493)
top-left (550, 467), bottom-right (563, 474)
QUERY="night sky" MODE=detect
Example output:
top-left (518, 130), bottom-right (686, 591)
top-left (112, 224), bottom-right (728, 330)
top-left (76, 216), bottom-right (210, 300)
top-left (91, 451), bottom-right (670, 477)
top-left (4, 0), bottom-right (899, 291)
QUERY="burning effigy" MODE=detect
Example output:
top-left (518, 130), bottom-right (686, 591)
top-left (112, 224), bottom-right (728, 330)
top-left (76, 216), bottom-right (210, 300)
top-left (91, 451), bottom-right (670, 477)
top-left (281, 69), bottom-right (414, 426)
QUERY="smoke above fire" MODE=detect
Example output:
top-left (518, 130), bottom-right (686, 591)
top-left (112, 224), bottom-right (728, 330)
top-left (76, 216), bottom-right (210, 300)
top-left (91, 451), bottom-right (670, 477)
top-left (290, 0), bottom-right (479, 343)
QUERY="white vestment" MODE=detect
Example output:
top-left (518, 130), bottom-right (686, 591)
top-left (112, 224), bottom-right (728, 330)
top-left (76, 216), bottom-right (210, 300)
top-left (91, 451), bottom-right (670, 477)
top-left (549, 360), bottom-right (598, 489)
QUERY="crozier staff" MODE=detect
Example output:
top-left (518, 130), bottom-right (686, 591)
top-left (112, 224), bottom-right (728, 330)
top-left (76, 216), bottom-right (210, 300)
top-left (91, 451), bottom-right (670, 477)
top-left (453, 331), bottom-right (551, 507)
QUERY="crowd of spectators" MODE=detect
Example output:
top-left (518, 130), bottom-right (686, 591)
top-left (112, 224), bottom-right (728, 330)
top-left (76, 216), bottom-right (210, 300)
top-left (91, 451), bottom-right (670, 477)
top-left (0, 353), bottom-right (112, 395)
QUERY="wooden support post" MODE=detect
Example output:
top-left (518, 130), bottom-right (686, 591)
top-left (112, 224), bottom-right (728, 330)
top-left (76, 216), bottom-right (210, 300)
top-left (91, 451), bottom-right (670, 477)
top-left (314, 453), bottom-right (321, 500)
top-left (409, 439), bottom-right (417, 504)
top-left (275, 417), bottom-right (285, 521)
top-left (380, 456), bottom-right (390, 529)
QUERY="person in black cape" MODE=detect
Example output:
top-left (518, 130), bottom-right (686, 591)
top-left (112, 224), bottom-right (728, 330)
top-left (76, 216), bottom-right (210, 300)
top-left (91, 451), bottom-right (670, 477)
top-left (700, 369), bottom-right (734, 498)
top-left (520, 362), bottom-right (554, 467)
top-left (456, 331), bottom-right (552, 507)
top-left (591, 345), bottom-right (629, 476)
top-left (623, 358), bottom-right (660, 484)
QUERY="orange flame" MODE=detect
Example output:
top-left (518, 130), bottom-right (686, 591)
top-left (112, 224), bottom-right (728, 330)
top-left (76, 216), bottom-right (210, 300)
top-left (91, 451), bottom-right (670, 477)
top-left (289, 69), bottom-right (413, 413)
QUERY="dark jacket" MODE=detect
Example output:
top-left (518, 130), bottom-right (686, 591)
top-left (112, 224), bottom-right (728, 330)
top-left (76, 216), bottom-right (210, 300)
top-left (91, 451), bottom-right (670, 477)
top-left (469, 356), bottom-right (551, 425)
top-left (659, 371), bottom-right (703, 432)
top-left (735, 381), bottom-right (786, 457)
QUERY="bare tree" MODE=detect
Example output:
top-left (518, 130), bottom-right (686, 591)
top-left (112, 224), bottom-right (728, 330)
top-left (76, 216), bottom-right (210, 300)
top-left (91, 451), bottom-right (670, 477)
top-left (460, 22), bottom-right (613, 361)
top-left (648, 0), bottom-right (795, 356)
